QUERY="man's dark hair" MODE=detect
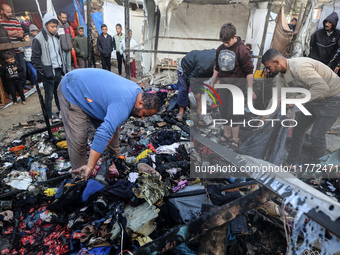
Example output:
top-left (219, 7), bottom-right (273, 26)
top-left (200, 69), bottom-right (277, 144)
top-left (142, 93), bottom-right (161, 111)
top-left (261, 48), bottom-right (283, 64)
top-left (46, 19), bottom-right (58, 25)
top-left (3, 51), bottom-right (14, 60)
top-left (59, 11), bottom-right (67, 17)
top-left (116, 23), bottom-right (122, 28)
top-left (101, 24), bottom-right (107, 29)
top-left (219, 23), bottom-right (236, 42)
top-left (23, 33), bottom-right (30, 38)
top-left (291, 18), bottom-right (297, 22)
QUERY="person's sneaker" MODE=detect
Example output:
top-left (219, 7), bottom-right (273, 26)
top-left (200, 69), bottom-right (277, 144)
top-left (26, 80), bottom-right (31, 85)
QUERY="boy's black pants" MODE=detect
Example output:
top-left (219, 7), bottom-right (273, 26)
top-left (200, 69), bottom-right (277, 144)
top-left (7, 79), bottom-right (25, 103)
top-left (116, 52), bottom-right (125, 75)
top-left (101, 56), bottom-right (111, 71)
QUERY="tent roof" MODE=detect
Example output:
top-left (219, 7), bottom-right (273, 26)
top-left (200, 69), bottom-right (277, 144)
top-left (12, 0), bottom-right (83, 22)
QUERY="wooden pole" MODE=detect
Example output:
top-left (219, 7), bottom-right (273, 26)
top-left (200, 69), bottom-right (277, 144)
top-left (0, 41), bottom-right (31, 51)
top-left (87, 0), bottom-right (93, 68)
top-left (256, 1), bottom-right (272, 70)
top-left (153, 9), bottom-right (161, 71)
top-left (125, 0), bottom-right (130, 79)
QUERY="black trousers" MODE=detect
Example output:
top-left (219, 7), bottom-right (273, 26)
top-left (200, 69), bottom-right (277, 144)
top-left (7, 79), bottom-right (25, 103)
top-left (116, 52), bottom-right (125, 75)
top-left (101, 56), bottom-right (111, 71)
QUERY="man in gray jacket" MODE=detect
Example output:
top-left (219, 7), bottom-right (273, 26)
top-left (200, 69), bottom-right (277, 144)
top-left (58, 11), bottom-right (73, 73)
top-left (32, 13), bottom-right (66, 123)
top-left (262, 49), bottom-right (340, 165)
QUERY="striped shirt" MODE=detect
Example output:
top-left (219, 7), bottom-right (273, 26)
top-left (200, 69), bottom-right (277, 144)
top-left (0, 17), bottom-right (24, 53)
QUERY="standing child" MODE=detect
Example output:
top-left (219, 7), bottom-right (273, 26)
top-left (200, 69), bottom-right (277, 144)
top-left (97, 24), bottom-right (113, 71)
top-left (0, 51), bottom-right (25, 105)
top-left (120, 29), bottom-right (137, 81)
top-left (209, 23), bottom-right (255, 150)
top-left (113, 23), bottom-right (125, 76)
top-left (32, 13), bottom-right (66, 123)
top-left (19, 33), bottom-right (38, 86)
top-left (74, 25), bottom-right (88, 68)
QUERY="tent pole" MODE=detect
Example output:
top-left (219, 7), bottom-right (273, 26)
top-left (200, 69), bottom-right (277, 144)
top-left (125, 0), bottom-right (130, 79)
top-left (153, 8), bottom-right (161, 71)
top-left (256, 1), bottom-right (272, 70)
top-left (87, 0), bottom-right (93, 68)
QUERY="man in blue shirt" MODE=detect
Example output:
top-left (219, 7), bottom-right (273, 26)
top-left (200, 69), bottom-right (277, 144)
top-left (58, 69), bottom-right (161, 180)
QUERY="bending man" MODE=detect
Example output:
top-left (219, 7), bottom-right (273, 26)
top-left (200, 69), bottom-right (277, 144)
top-left (58, 69), bottom-right (161, 179)
top-left (262, 49), bottom-right (340, 165)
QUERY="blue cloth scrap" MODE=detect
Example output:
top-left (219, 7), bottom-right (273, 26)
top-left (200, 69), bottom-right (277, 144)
top-left (91, 12), bottom-right (104, 34)
top-left (82, 179), bottom-right (105, 202)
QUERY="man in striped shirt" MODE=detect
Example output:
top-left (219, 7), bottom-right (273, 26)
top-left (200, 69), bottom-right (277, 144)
top-left (1, 4), bottom-right (25, 88)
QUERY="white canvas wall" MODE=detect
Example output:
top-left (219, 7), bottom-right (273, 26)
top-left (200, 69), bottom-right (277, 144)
top-left (155, 3), bottom-right (252, 63)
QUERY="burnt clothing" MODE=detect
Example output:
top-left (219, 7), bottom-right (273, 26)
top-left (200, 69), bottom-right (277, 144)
top-left (310, 12), bottom-right (340, 65)
top-left (215, 37), bottom-right (254, 87)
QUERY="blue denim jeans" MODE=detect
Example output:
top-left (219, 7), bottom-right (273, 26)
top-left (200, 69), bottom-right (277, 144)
top-left (26, 61), bottom-right (38, 85)
top-left (62, 51), bottom-right (71, 73)
top-left (176, 71), bottom-right (189, 107)
top-left (287, 96), bottom-right (340, 164)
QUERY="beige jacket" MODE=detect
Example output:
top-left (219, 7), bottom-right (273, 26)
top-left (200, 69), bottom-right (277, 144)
top-left (274, 57), bottom-right (340, 101)
top-left (264, 57), bottom-right (340, 117)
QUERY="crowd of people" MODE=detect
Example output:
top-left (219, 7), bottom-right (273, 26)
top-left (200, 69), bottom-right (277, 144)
top-left (0, 5), bottom-right (138, 112)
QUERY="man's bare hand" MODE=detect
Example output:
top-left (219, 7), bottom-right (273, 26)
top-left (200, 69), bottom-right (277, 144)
top-left (72, 165), bottom-right (93, 180)
top-left (13, 67), bottom-right (17, 71)
top-left (252, 91), bottom-right (257, 100)
top-left (335, 66), bottom-right (340, 74)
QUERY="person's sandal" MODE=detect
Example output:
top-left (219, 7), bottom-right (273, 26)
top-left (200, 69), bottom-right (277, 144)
top-left (228, 139), bottom-right (239, 152)
top-left (220, 135), bottom-right (232, 145)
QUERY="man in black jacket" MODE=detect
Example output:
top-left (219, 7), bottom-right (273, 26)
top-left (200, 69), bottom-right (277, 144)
top-left (97, 24), bottom-right (114, 71)
top-left (176, 49), bottom-right (216, 121)
top-left (310, 12), bottom-right (340, 67)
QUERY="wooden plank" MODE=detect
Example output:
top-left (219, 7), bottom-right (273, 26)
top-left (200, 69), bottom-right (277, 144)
top-left (256, 1), bottom-right (272, 70)
top-left (0, 41), bottom-right (32, 51)
top-left (0, 78), bottom-right (6, 105)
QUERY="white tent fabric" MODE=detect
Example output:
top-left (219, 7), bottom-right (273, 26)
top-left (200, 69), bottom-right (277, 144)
top-left (318, 1), bottom-right (340, 30)
top-left (46, 0), bottom-right (57, 17)
top-left (293, 0), bottom-right (319, 57)
top-left (35, 0), bottom-right (43, 18)
top-left (103, 1), bottom-right (125, 59)
top-left (245, 9), bottom-right (276, 70)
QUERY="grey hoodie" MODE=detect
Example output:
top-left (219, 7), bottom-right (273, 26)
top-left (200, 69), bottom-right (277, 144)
top-left (32, 13), bottom-right (66, 78)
